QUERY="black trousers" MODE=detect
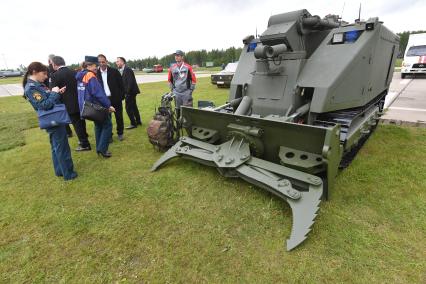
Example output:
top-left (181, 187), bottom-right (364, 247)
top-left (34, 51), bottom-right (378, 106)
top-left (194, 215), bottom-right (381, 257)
top-left (111, 101), bottom-right (124, 135)
top-left (65, 124), bottom-right (73, 136)
top-left (69, 112), bottom-right (90, 147)
top-left (125, 94), bottom-right (141, 126)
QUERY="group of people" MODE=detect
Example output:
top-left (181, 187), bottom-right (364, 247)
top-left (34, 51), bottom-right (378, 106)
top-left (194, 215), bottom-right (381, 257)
top-left (23, 50), bottom-right (197, 181)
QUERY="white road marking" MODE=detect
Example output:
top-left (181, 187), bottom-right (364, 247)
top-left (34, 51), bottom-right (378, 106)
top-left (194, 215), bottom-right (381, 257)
top-left (385, 78), bottom-right (413, 109)
top-left (384, 91), bottom-right (397, 109)
top-left (388, 107), bottom-right (426, 112)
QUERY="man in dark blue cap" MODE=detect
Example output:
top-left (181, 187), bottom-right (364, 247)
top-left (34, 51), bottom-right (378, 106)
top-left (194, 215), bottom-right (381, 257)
top-left (168, 50), bottom-right (197, 117)
top-left (76, 56), bottom-right (115, 158)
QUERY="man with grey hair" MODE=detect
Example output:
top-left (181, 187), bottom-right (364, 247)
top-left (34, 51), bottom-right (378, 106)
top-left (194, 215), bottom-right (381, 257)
top-left (44, 54), bottom-right (55, 87)
top-left (48, 54), bottom-right (55, 68)
top-left (46, 54), bottom-right (73, 137)
top-left (51, 56), bottom-right (91, 151)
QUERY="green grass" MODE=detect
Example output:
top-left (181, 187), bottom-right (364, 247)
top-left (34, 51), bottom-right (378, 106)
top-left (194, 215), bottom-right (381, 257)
top-left (194, 66), bottom-right (222, 72)
top-left (396, 58), bottom-right (403, 67)
top-left (0, 76), bottom-right (24, 85)
top-left (0, 78), bottom-right (425, 283)
top-left (0, 97), bottom-right (38, 151)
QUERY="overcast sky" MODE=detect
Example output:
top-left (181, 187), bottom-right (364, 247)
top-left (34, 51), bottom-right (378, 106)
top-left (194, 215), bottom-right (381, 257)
top-left (0, 0), bottom-right (424, 69)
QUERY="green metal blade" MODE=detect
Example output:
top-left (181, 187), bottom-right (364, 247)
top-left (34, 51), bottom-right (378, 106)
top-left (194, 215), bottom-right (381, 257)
top-left (286, 184), bottom-right (323, 251)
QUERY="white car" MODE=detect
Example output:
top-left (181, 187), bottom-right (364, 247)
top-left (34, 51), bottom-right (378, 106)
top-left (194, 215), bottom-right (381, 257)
top-left (401, 33), bottom-right (426, 78)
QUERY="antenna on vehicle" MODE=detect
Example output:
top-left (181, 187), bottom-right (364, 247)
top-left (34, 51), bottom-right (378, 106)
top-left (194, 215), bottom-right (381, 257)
top-left (255, 27), bottom-right (258, 38)
top-left (340, 2), bottom-right (346, 21)
top-left (357, 3), bottom-right (362, 22)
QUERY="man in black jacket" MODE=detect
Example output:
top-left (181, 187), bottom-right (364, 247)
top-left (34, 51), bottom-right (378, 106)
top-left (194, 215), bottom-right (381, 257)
top-left (50, 56), bottom-right (91, 151)
top-left (44, 54), bottom-right (55, 87)
top-left (116, 57), bottom-right (141, 129)
top-left (46, 54), bottom-right (72, 137)
top-left (97, 54), bottom-right (125, 141)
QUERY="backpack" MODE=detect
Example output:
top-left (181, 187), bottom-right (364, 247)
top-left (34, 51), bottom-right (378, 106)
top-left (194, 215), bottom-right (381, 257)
top-left (147, 106), bottom-right (176, 151)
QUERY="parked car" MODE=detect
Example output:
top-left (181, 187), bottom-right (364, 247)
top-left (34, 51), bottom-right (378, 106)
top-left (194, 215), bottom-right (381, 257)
top-left (142, 67), bottom-right (154, 73)
top-left (211, 62), bottom-right (238, 88)
top-left (153, 64), bottom-right (163, 73)
top-left (0, 70), bottom-right (23, 78)
top-left (401, 33), bottom-right (426, 78)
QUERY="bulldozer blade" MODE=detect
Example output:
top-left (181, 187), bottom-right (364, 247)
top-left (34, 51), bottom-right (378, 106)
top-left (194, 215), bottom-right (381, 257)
top-left (286, 184), bottom-right (322, 250)
top-left (151, 141), bottom-right (183, 171)
top-left (153, 136), bottom-right (324, 251)
top-left (235, 163), bottom-right (323, 251)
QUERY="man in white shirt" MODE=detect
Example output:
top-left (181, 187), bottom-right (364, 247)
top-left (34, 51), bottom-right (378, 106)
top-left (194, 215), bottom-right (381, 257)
top-left (97, 54), bottom-right (125, 141)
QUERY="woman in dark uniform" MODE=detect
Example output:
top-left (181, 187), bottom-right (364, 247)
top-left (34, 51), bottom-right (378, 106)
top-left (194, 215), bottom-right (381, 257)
top-left (23, 62), bottom-right (77, 180)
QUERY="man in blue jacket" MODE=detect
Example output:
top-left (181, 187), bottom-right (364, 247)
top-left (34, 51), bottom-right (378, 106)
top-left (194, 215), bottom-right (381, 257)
top-left (76, 56), bottom-right (115, 158)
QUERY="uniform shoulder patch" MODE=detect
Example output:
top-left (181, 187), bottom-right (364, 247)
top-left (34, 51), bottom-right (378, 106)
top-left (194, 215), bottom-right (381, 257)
top-left (82, 72), bottom-right (96, 84)
top-left (32, 92), bottom-right (42, 101)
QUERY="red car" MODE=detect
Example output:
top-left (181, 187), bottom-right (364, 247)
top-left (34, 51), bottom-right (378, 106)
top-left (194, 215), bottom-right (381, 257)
top-left (153, 64), bottom-right (163, 73)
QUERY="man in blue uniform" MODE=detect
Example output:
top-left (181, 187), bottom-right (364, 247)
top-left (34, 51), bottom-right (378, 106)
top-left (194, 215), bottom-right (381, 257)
top-left (76, 56), bottom-right (115, 158)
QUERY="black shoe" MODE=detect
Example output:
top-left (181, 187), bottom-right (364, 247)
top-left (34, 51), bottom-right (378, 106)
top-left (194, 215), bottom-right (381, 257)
top-left (76, 145), bottom-right (91, 151)
top-left (118, 134), bottom-right (124, 141)
top-left (97, 151), bottom-right (112, 158)
top-left (125, 125), bottom-right (137, 130)
top-left (137, 122), bottom-right (142, 126)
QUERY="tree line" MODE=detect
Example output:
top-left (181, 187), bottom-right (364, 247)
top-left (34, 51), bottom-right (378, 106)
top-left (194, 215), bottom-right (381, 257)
top-left (68, 47), bottom-right (243, 71)
top-left (123, 47), bottom-right (243, 70)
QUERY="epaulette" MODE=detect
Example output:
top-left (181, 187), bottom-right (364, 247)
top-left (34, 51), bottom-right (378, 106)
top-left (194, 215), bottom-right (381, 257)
top-left (83, 72), bottom-right (96, 84)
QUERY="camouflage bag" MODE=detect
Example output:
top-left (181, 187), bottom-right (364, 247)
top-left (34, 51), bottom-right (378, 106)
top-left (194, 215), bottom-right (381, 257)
top-left (147, 107), bottom-right (176, 151)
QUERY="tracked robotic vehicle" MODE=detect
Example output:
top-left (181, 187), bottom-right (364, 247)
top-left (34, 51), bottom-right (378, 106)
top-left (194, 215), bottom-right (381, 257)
top-left (152, 9), bottom-right (399, 250)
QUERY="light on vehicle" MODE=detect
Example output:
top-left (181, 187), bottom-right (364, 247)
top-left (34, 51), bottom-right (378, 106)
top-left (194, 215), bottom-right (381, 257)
top-left (366, 22), bottom-right (374, 31)
top-left (248, 42), bottom-right (257, 52)
top-left (332, 33), bottom-right (345, 44)
top-left (345, 30), bottom-right (361, 43)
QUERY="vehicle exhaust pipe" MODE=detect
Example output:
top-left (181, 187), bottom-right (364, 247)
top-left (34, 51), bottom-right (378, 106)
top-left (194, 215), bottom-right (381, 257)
top-left (234, 96), bottom-right (252, 115)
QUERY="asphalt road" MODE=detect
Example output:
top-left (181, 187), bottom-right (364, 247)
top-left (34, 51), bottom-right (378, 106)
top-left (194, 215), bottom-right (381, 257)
top-left (0, 83), bottom-right (23, 97)
top-left (382, 74), bottom-right (426, 125)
